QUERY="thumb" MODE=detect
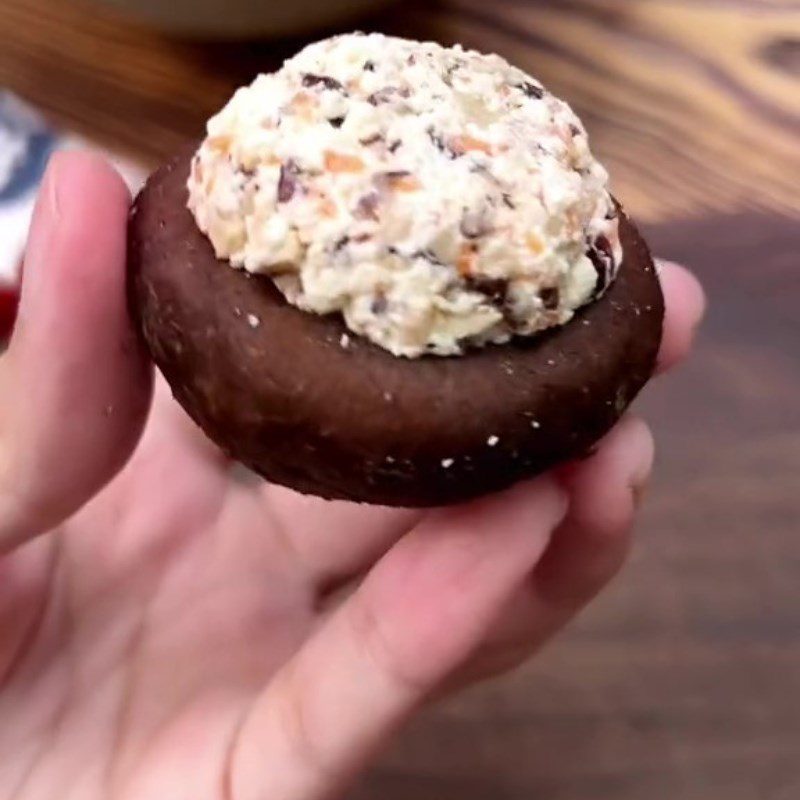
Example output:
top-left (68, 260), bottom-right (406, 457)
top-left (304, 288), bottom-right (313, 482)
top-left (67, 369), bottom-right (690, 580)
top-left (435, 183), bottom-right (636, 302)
top-left (0, 151), bottom-right (153, 554)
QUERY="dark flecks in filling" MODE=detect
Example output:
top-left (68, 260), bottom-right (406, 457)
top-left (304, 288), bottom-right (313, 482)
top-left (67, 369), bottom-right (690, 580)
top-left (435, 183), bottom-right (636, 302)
top-left (333, 235), bottom-right (350, 252)
top-left (415, 249), bottom-right (446, 267)
top-left (519, 81), bottom-right (544, 99)
top-left (501, 193), bottom-right (516, 209)
top-left (442, 61), bottom-right (461, 87)
top-left (371, 293), bottom-right (388, 314)
top-left (427, 126), bottom-right (456, 159)
top-left (359, 133), bottom-right (383, 146)
top-left (367, 86), bottom-right (411, 105)
top-left (334, 232), bottom-right (372, 252)
top-left (328, 116), bottom-right (345, 128)
top-left (354, 192), bottom-right (380, 220)
top-left (587, 234), bottom-right (614, 295)
top-left (373, 170), bottom-right (412, 191)
top-left (363, 59), bottom-right (376, 71)
top-left (277, 159), bottom-right (301, 203)
top-left (470, 162), bottom-right (497, 180)
top-left (388, 139), bottom-right (402, 154)
top-left (465, 276), bottom-right (510, 309)
top-left (539, 286), bottom-right (560, 310)
top-left (384, 247), bottom-right (447, 268)
top-left (301, 73), bottom-right (345, 91)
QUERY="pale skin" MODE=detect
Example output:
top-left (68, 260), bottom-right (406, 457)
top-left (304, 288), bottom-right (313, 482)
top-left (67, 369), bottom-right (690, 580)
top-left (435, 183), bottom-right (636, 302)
top-left (0, 152), bottom-right (704, 800)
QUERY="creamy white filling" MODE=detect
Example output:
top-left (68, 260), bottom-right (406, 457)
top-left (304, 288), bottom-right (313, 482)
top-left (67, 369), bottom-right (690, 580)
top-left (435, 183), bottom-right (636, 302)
top-left (188, 32), bottom-right (622, 357)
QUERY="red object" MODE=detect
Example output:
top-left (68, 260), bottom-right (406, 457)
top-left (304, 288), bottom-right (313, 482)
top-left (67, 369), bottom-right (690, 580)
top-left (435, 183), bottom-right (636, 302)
top-left (0, 284), bottom-right (19, 341)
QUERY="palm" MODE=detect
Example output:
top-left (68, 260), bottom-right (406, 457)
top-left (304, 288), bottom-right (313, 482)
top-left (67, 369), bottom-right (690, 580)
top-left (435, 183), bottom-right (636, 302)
top-left (0, 377), bottom-right (423, 798)
top-left (0, 152), bottom-right (702, 800)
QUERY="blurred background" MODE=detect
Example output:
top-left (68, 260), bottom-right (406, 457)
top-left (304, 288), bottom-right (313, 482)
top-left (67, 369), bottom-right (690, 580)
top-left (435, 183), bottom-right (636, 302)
top-left (1, 0), bottom-right (798, 797)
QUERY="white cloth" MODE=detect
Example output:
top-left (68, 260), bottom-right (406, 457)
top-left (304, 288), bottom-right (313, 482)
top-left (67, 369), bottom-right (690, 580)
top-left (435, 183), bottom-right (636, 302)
top-left (0, 91), bottom-right (145, 285)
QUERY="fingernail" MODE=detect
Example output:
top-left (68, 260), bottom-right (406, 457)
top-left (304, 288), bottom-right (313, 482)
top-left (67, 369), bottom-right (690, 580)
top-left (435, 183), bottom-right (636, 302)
top-left (686, 284), bottom-right (707, 337)
top-left (656, 258), bottom-right (707, 332)
top-left (17, 154), bottom-right (63, 318)
top-left (23, 154), bottom-right (62, 266)
top-left (44, 152), bottom-right (63, 219)
top-left (631, 479), bottom-right (649, 510)
top-left (30, 152), bottom-right (63, 240)
top-left (624, 418), bottom-right (655, 510)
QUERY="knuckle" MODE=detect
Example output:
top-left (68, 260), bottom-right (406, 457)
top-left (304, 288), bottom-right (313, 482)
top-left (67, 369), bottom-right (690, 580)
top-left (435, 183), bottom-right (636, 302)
top-left (277, 663), bottom-right (335, 781)
top-left (348, 594), bottom-right (430, 697)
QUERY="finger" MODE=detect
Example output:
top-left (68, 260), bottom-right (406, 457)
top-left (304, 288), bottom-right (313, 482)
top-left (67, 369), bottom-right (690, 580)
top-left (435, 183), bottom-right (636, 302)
top-left (146, 371), bottom-right (229, 465)
top-left (261, 485), bottom-right (422, 587)
top-left (541, 416), bottom-right (654, 604)
top-left (0, 151), bottom-right (153, 553)
top-left (227, 477), bottom-right (567, 800)
top-left (453, 416), bottom-right (654, 684)
top-left (655, 260), bottom-right (705, 374)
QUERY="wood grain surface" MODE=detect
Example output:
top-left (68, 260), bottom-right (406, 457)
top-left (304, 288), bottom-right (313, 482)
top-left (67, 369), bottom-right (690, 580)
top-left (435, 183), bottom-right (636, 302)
top-left (2, 1), bottom-right (799, 798)
top-left (2, 0), bottom-right (799, 223)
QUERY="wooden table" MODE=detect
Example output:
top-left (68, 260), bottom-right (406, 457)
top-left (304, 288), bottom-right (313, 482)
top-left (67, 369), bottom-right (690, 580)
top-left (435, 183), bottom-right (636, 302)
top-left (2, 0), bottom-right (799, 797)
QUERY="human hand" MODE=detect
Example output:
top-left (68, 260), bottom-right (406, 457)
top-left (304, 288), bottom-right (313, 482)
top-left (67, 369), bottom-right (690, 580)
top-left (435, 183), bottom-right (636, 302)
top-left (0, 152), bottom-right (704, 800)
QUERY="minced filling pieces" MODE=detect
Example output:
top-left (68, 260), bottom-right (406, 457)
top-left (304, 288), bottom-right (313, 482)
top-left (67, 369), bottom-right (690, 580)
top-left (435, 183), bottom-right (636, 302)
top-left (188, 33), bottom-right (622, 358)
